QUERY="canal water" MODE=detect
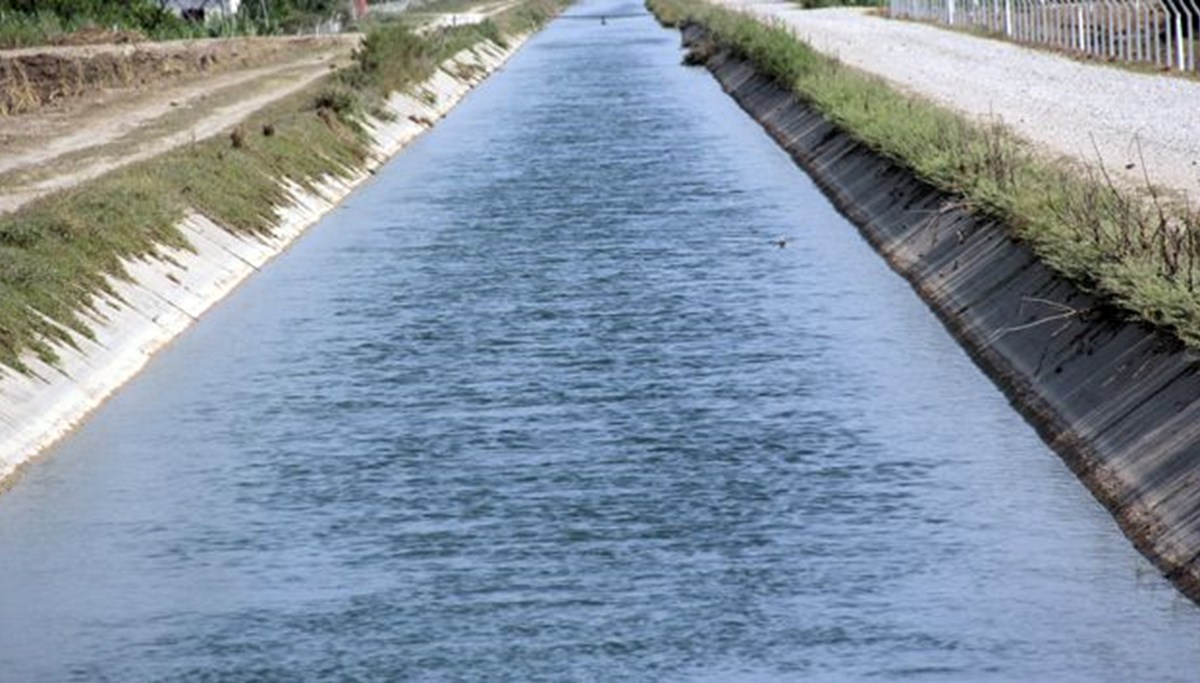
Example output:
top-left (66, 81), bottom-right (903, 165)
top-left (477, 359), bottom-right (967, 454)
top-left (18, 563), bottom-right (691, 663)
top-left (3, 2), bottom-right (1200, 680)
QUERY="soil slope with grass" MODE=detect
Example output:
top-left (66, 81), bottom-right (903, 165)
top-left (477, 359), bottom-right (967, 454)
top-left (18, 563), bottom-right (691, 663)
top-left (712, 2), bottom-right (1200, 204)
top-left (0, 0), bottom-right (565, 487)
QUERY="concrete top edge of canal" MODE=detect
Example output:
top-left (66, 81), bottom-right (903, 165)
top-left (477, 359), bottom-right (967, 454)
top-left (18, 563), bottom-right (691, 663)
top-left (0, 34), bottom-right (537, 492)
top-left (677, 21), bottom-right (1200, 604)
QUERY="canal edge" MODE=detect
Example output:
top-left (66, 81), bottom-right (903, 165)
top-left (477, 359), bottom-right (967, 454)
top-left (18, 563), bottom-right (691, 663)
top-left (0, 34), bottom-right (537, 492)
top-left (672, 24), bottom-right (1200, 603)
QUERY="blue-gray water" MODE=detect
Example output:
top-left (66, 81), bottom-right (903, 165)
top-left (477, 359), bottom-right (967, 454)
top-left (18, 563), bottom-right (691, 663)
top-left (2, 3), bottom-right (1200, 680)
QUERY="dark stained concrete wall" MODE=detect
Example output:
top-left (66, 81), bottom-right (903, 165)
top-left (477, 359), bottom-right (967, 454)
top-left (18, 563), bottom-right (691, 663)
top-left (687, 28), bottom-right (1200, 601)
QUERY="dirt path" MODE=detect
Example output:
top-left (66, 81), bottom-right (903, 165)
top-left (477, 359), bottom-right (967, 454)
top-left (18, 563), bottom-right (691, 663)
top-left (712, 1), bottom-right (1200, 203)
top-left (416, 0), bottom-right (520, 32)
top-left (0, 35), bottom-right (358, 215)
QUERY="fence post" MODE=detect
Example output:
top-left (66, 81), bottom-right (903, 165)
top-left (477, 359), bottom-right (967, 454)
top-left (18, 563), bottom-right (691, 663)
top-left (1080, 2), bottom-right (1089, 49)
top-left (1107, 0), bottom-right (1116, 57)
top-left (1185, 0), bottom-right (1198, 70)
top-left (1176, 6), bottom-right (1186, 67)
top-left (901, 0), bottom-right (1199, 71)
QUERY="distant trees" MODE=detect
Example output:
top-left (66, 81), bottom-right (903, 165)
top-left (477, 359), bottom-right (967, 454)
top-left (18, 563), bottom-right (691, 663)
top-left (0, 1), bottom-right (188, 37)
top-left (0, 0), bottom-right (346, 22)
top-left (0, 0), bottom-right (180, 25)
top-left (234, 0), bottom-right (352, 32)
top-left (0, 0), bottom-right (353, 45)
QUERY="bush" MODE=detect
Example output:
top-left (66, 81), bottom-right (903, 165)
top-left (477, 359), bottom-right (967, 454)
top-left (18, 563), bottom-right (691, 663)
top-left (0, 0), bottom-right (196, 46)
top-left (312, 85), bottom-right (361, 117)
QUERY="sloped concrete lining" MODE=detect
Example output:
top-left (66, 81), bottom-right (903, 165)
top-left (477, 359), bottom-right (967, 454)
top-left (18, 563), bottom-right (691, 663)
top-left (685, 28), bottom-right (1200, 602)
top-left (0, 36), bottom-right (531, 489)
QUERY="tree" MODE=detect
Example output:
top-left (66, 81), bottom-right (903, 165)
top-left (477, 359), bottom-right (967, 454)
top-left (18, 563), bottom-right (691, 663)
top-left (0, 0), bottom-right (181, 29)
top-left (238, 0), bottom-right (345, 30)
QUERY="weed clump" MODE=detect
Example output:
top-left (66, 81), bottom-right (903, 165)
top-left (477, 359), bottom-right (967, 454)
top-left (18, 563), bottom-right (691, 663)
top-left (312, 85), bottom-right (361, 118)
top-left (682, 35), bottom-right (718, 65)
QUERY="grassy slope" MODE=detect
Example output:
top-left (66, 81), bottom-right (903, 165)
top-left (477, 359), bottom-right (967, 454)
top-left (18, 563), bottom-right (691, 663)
top-left (0, 0), bottom-right (565, 372)
top-left (651, 0), bottom-right (1200, 347)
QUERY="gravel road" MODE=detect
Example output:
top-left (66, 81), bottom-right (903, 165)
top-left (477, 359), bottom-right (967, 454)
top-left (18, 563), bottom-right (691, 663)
top-left (713, 1), bottom-right (1200, 203)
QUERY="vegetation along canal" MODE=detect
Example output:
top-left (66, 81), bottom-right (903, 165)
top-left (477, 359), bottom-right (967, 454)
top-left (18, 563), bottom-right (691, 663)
top-left (3, 1), bottom-right (1200, 679)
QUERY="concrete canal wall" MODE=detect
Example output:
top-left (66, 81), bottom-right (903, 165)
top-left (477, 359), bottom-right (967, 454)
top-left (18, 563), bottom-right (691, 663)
top-left (0, 36), bottom-right (531, 489)
top-left (684, 26), bottom-right (1200, 601)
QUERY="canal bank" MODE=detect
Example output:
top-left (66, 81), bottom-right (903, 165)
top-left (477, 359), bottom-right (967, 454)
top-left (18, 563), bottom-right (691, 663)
top-left (0, 31), bottom-right (539, 489)
top-left (666, 19), bottom-right (1200, 602)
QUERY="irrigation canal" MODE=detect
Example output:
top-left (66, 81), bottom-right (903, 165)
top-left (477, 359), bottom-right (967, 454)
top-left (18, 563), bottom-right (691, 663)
top-left (2, 1), bottom-right (1200, 679)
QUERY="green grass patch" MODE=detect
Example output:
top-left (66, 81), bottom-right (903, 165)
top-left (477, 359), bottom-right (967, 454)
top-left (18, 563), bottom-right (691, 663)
top-left (0, 2), bottom-right (240, 48)
top-left (342, 0), bottom-right (564, 107)
top-left (649, 0), bottom-right (1200, 345)
top-left (0, 89), bottom-right (369, 372)
top-left (0, 0), bottom-right (351, 48)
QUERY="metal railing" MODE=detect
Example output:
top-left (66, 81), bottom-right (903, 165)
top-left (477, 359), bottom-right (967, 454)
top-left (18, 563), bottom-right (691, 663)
top-left (889, 0), bottom-right (1200, 71)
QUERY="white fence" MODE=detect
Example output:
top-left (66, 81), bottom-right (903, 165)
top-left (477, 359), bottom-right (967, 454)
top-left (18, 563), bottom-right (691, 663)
top-left (889, 0), bottom-right (1200, 71)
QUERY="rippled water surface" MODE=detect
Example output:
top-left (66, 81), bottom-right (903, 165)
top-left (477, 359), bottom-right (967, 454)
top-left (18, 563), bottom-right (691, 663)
top-left (3, 3), bottom-right (1200, 680)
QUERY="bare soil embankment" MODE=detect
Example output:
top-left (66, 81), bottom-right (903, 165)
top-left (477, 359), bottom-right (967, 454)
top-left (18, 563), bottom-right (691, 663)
top-left (0, 35), bottom-right (359, 214)
top-left (0, 35), bottom-right (357, 115)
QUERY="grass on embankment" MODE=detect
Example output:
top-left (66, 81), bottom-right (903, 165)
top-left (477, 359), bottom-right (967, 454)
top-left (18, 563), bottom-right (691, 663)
top-left (650, 0), bottom-right (1200, 347)
top-left (0, 0), bottom-right (565, 373)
